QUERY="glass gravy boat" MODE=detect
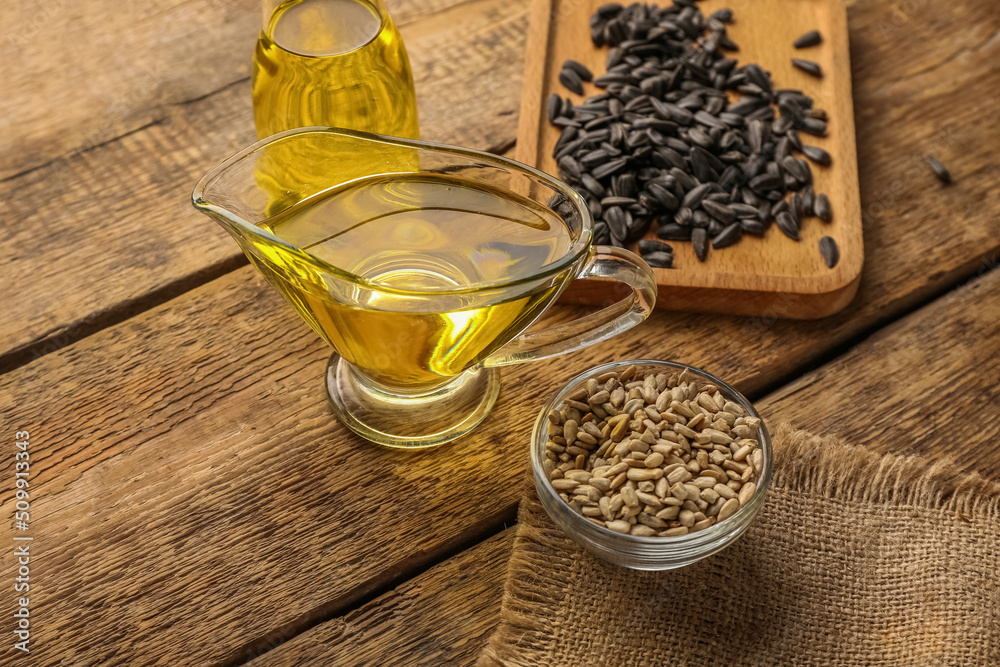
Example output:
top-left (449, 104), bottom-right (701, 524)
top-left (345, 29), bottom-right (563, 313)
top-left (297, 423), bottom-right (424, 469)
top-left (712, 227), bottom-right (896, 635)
top-left (192, 127), bottom-right (657, 448)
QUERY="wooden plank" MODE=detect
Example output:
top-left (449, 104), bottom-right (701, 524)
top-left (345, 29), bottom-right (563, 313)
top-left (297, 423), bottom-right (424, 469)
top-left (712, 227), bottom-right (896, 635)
top-left (517, 0), bottom-right (864, 318)
top-left (245, 530), bottom-right (513, 666)
top-left (0, 0), bottom-right (479, 180)
top-left (0, 0), bottom-right (527, 364)
top-left (0, 0), bottom-right (998, 664)
top-left (0, 0), bottom-right (259, 182)
top-left (262, 265), bottom-right (1000, 667)
top-left (762, 274), bottom-right (1000, 478)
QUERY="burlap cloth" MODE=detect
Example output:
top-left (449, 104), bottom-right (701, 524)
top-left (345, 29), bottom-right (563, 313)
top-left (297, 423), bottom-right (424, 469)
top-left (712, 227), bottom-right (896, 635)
top-left (477, 423), bottom-right (1000, 666)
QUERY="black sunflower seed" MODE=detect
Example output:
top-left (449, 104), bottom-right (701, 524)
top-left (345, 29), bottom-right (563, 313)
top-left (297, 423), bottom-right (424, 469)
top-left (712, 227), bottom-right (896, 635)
top-left (798, 117), bottom-right (827, 136)
top-left (648, 183), bottom-right (680, 210)
top-left (757, 200), bottom-right (771, 222)
top-left (691, 227), bottom-right (709, 261)
top-left (681, 182), bottom-right (715, 209)
top-left (786, 128), bottom-right (803, 151)
top-left (639, 239), bottom-right (674, 254)
top-left (642, 250), bottom-right (674, 268)
top-left (702, 199), bottom-right (737, 224)
top-left (793, 30), bottom-right (822, 48)
top-left (597, 3), bottom-right (623, 18)
top-left (657, 223), bottom-right (691, 241)
top-left (718, 34), bottom-right (739, 51)
top-left (712, 222), bottom-right (742, 249)
top-left (791, 58), bottom-right (823, 79)
top-left (581, 173), bottom-right (606, 198)
top-left (601, 196), bottom-right (637, 207)
top-left (559, 68), bottom-right (585, 94)
top-left (749, 172), bottom-right (782, 192)
top-left (614, 173), bottom-right (637, 197)
top-left (928, 156), bottom-right (952, 184)
top-left (563, 59), bottom-right (594, 82)
top-left (801, 185), bottom-right (815, 216)
top-left (674, 207), bottom-right (694, 227)
top-left (553, 127), bottom-right (577, 155)
top-left (740, 219), bottom-right (766, 235)
top-left (580, 149), bottom-right (610, 169)
top-left (775, 211), bottom-right (800, 240)
top-left (695, 145), bottom-right (725, 171)
top-left (729, 203), bottom-right (759, 218)
top-left (747, 119), bottom-right (764, 154)
top-left (772, 115), bottom-right (793, 135)
top-left (789, 193), bottom-right (804, 224)
top-left (711, 8), bottom-right (734, 23)
top-left (669, 168), bottom-right (698, 192)
top-left (665, 137), bottom-right (691, 154)
top-left (743, 64), bottom-right (772, 95)
top-left (694, 110), bottom-right (728, 129)
top-left (802, 145), bottom-right (832, 166)
top-left (653, 147), bottom-right (686, 170)
top-left (594, 221), bottom-right (611, 243)
top-left (726, 96), bottom-right (768, 116)
top-left (557, 155), bottom-right (583, 180)
top-left (781, 155), bottom-right (810, 183)
top-left (687, 127), bottom-right (714, 148)
top-left (552, 117), bottom-right (581, 128)
top-left (561, 97), bottom-right (573, 117)
top-left (718, 165), bottom-right (741, 189)
top-left (819, 236), bottom-right (839, 268)
top-left (588, 198), bottom-right (603, 218)
top-left (547, 93), bottom-right (562, 121)
top-left (814, 193), bottom-right (833, 222)
top-left (690, 149), bottom-right (719, 182)
top-left (693, 209), bottom-right (712, 229)
top-left (638, 192), bottom-right (659, 212)
top-left (591, 157), bottom-right (628, 179)
top-left (605, 206), bottom-right (627, 239)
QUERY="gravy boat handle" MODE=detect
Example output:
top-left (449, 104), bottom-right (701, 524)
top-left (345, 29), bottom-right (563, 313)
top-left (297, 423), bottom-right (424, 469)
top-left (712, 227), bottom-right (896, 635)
top-left (482, 246), bottom-right (657, 367)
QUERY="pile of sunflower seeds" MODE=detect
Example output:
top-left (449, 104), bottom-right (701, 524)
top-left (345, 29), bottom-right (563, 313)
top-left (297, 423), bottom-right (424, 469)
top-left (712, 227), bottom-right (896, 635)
top-left (543, 365), bottom-right (763, 537)
top-left (548, 1), bottom-right (837, 267)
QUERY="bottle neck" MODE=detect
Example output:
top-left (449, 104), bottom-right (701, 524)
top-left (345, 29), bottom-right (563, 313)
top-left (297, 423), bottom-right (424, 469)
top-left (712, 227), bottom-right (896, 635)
top-left (261, 0), bottom-right (390, 33)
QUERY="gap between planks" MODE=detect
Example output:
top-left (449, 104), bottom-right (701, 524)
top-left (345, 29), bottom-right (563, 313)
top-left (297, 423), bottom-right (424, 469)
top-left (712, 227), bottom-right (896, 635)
top-left (221, 509), bottom-right (518, 667)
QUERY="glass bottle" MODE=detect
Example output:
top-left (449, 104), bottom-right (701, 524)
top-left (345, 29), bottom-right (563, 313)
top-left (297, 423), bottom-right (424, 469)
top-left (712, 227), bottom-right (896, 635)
top-left (251, 0), bottom-right (419, 139)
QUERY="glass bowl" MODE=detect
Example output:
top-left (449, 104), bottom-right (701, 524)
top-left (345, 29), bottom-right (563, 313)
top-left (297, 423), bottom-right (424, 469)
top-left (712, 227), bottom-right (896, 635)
top-left (530, 359), bottom-right (772, 570)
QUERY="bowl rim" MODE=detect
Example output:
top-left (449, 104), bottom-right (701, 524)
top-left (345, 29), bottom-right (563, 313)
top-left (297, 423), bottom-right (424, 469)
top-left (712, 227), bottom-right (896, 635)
top-left (531, 358), bottom-right (773, 546)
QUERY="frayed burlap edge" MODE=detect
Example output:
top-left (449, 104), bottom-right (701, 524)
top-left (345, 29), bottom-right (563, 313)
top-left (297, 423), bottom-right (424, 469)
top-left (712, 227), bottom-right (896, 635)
top-left (477, 422), bottom-right (1000, 667)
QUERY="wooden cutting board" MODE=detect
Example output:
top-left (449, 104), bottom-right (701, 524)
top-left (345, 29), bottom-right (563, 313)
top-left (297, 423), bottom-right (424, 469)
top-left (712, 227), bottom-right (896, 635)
top-left (517, 0), bottom-right (862, 319)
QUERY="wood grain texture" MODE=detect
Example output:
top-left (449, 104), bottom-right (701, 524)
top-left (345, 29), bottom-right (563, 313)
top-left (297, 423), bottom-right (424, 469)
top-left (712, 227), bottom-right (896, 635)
top-left (0, 0), bottom-right (998, 664)
top-left (0, 0), bottom-right (528, 364)
top-left (763, 272), bottom-right (1000, 477)
top-left (517, 0), bottom-right (863, 318)
top-left (245, 530), bottom-right (513, 666)
top-left (262, 267), bottom-right (1000, 667)
top-left (0, 0), bottom-right (481, 180)
top-left (1, 185), bottom-right (996, 665)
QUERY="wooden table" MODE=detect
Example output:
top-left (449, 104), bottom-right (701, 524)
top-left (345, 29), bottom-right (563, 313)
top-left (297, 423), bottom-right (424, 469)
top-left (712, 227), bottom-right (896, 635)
top-left (1, 0), bottom-right (997, 664)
